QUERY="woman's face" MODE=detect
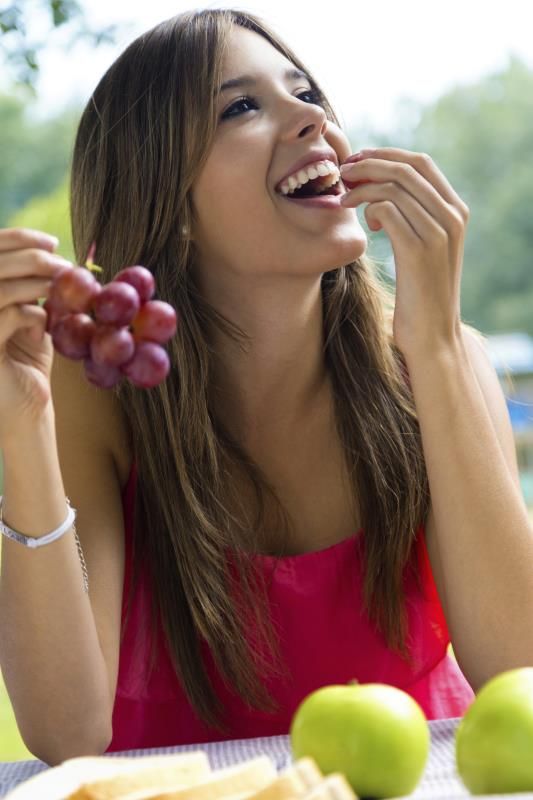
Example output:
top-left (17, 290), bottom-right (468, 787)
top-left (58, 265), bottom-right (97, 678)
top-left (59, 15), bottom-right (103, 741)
top-left (191, 25), bottom-right (367, 284)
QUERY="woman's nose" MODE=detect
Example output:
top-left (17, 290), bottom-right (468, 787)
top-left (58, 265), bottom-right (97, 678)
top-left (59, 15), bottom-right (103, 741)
top-left (281, 99), bottom-right (328, 141)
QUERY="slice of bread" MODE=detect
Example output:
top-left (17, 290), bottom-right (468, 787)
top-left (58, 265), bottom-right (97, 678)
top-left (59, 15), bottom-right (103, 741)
top-left (66, 751), bottom-right (211, 800)
top-left (144, 756), bottom-right (276, 800)
top-left (303, 774), bottom-right (357, 800)
top-left (247, 758), bottom-right (323, 800)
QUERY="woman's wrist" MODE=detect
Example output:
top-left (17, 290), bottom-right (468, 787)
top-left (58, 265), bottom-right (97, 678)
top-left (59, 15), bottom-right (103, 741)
top-left (1, 402), bottom-right (71, 539)
top-left (1, 399), bottom-right (57, 457)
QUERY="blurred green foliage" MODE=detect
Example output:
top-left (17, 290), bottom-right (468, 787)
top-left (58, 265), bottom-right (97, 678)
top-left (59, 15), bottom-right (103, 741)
top-left (350, 56), bottom-right (533, 337)
top-left (9, 178), bottom-right (74, 262)
top-left (0, 94), bottom-right (78, 227)
top-left (0, 1), bottom-right (122, 90)
top-left (0, 672), bottom-right (32, 761)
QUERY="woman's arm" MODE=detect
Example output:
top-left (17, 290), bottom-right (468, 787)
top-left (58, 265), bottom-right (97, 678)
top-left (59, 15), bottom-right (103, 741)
top-left (407, 325), bottom-right (533, 691)
top-left (340, 147), bottom-right (533, 691)
top-left (0, 356), bottom-right (125, 765)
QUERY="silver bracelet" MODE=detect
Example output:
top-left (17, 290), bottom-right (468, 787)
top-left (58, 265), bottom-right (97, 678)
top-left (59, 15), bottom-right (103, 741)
top-left (0, 496), bottom-right (89, 594)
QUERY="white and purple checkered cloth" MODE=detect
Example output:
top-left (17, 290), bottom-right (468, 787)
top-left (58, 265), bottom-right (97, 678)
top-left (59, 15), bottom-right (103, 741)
top-left (1, 718), bottom-right (532, 799)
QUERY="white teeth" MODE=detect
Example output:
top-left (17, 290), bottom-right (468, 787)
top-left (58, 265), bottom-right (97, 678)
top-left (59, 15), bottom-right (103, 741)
top-left (278, 159), bottom-right (340, 196)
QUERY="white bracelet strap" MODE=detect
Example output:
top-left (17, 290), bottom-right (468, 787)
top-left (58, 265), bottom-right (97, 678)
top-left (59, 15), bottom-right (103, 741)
top-left (0, 496), bottom-right (88, 593)
top-left (0, 496), bottom-right (76, 548)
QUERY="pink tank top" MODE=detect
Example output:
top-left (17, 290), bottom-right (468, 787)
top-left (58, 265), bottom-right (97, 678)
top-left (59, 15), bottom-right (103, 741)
top-left (107, 462), bottom-right (474, 751)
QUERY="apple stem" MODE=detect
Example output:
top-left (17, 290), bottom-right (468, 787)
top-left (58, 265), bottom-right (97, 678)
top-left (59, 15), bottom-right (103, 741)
top-left (348, 679), bottom-right (359, 685)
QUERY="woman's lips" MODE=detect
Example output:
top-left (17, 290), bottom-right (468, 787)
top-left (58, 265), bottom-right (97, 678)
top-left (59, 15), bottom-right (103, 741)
top-left (279, 193), bottom-right (348, 209)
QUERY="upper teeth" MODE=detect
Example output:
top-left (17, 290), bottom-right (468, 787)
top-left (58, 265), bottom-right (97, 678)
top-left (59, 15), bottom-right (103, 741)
top-left (278, 160), bottom-right (340, 195)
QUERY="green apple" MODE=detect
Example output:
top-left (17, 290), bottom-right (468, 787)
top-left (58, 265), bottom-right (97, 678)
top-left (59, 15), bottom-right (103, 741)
top-left (456, 667), bottom-right (533, 794)
top-left (290, 683), bottom-right (430, 798)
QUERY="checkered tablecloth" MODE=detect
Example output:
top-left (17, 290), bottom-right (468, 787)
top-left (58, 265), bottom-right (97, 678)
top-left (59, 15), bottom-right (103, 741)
top-left (1, 718), bottom-right (532, 799)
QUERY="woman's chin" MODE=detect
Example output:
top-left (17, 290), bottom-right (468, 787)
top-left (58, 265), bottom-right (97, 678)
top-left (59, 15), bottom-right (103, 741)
top-left (326, 230), bottom-right (368, 265)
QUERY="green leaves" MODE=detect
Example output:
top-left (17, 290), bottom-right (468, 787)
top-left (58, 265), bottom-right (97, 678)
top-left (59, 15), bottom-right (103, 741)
top-left (50, 0), bottom-right (82, 27)
top-left (0, 6), bottom-right (24, 35)
top-left (0, 1), bottom-right (123, 90)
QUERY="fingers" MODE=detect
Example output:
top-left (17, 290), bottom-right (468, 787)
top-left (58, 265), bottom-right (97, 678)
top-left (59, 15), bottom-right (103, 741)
top-left (373, 149), bottom-right (468, 218)
top-left (0, 303), bottom-right (48, 349)
top-left (0, 227), bottom-right (59, 255)
top-left (363, 200), bottom-right (421, 253)
top-left (342, 180), bottom-right (451, 243)
top-left (341, 149), bottom-right (469, 223)
top-left (0, 247), bottom-right (73, 281)
top-left (340, 160), bottom-right (467, 245)
top-left (0, 228), bottom-right (74, 351)
top-left (0, 277), bottom-right (56, 311)
top-left (340, 160), bottom-right (450, 227)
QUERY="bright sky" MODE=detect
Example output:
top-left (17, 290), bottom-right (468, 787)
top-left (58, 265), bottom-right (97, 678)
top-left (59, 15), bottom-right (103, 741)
top-left (5, 0), bottom-right (533, 132)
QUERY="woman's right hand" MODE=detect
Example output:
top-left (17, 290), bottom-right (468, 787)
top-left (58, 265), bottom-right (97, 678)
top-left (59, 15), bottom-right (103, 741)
top-left (0, 227), bottom-right (74, 443)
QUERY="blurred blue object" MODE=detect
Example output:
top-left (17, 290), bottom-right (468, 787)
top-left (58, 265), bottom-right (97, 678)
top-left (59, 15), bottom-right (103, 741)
top-left (506, 397), bottom-right (533, 431)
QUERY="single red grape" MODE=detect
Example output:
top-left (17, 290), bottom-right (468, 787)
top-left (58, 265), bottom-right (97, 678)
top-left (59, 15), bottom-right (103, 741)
top-left (49, 267), bottom-right (101, 314)
top-left (114, 266), bottom-right (155, 303)
top-left (84, 357), bottom-right (123, 389)
top-left (131, 300), bottom-right (177, 344)
top-left (120, 341), bottom-right (170, 388)
top-left (51, 314), bottom-right (96, 359)
top-left (44, 298), bottom-right (68, 333)
top-left (92, 282), bottom-right (141, 326)
top-left (91, 325), bottom-right (135, 367)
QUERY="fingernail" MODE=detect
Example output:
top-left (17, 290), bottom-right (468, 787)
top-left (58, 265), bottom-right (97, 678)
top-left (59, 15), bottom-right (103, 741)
top-left (343, 149), bottom-right (374, 165)
top-left (54, 257), bottom-right (74, 269)
top-left (340, 163), bottom-right (357, 174)
top-left (44, 235), bottom-right (60, 248)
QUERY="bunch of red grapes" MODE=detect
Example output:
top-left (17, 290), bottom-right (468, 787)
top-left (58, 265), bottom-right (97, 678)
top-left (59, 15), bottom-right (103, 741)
top-left (45, 253), bottom-right (177, 389)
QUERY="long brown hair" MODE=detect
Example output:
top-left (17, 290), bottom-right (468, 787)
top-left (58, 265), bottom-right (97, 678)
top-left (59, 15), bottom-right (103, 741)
top-left (71, 8), bottom-right (430, 727)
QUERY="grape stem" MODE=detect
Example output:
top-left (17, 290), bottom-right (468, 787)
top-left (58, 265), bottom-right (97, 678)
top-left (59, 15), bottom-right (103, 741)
top-left (85, 241), bottom-right (103, 274)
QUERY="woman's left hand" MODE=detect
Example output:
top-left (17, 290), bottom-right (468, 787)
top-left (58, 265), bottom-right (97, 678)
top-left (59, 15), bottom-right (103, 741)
top-left (339, 148), bottom-right (470, 359)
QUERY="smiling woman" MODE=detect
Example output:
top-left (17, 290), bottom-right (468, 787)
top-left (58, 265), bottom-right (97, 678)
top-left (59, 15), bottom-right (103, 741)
top-left (0, 6), bottom-right (532, 766)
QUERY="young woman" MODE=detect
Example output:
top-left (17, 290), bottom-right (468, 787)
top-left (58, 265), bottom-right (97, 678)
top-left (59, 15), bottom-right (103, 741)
top-left (0, 8), bottom-right (532, 766)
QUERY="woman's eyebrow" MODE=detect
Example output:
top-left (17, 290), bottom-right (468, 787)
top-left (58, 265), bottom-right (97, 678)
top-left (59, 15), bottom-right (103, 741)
top-left (220, 67), bottom-right (310, 93)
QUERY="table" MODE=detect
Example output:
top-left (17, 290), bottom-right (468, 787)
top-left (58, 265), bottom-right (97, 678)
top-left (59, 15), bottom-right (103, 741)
top-left (1, 718), bottom-right (532, 799)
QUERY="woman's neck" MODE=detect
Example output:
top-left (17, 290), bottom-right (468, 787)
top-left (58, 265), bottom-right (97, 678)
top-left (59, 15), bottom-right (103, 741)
top-left (207, 274), bottom-right (329, 449)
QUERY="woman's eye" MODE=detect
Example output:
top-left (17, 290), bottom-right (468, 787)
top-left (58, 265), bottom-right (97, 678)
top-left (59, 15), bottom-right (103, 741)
top-left (221, 96), bottom-right (258, 119)
top-left (297, 89), bottom-right (323, 106)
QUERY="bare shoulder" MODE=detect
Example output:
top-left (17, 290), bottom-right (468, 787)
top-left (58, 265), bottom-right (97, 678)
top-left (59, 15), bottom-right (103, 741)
top-left (50, 353), bottom-right (133, 703)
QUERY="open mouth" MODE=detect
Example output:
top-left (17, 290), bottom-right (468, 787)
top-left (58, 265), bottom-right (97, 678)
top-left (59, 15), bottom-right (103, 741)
top-left (276, 161), bottom-right (343, 199)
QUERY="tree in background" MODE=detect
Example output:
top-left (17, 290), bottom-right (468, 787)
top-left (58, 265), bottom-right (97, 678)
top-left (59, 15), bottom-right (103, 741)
top-left (0, 94), bottom-right (78, 226)
top-left (0, 0), bottom-right (121, 89)
top-left (0, 1), bottom-right (126, 227)
top-left (350, 56), bottom-right (533, 337)
top-left (8, 177), bottom-right (73, 261)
